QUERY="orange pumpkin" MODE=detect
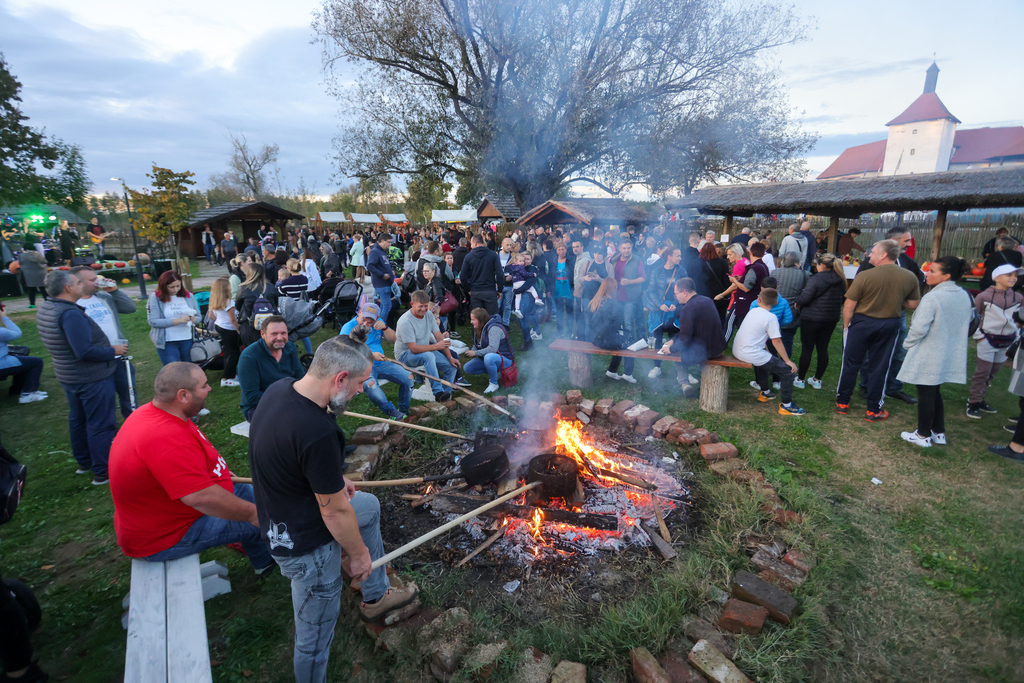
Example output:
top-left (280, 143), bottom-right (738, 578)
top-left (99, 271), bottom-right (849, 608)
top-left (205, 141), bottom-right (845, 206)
top-left (972, 266), bottom-right (985, 276)
top-left (114, 262), bottom-right (126, 268)
top-left (90, 263), bottom-right (103, 270)
top-left (977, 262), bottom-right (985, 268)
top-left (922, 261), bottom-right (932, 272)
top-left (58, 266), bottom-right (70, 271)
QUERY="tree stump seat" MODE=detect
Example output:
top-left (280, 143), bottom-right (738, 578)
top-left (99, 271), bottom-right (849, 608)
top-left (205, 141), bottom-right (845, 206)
top-left (548, 338), bottom-right (751, 413)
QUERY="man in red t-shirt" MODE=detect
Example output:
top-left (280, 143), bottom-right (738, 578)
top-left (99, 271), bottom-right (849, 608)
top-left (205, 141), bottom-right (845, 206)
top-left (109, 362), bottom-right (274, 573)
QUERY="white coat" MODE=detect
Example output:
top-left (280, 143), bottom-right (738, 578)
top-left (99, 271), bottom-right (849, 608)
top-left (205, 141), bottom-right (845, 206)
top-left (897, 280), bottom-right (972, 386)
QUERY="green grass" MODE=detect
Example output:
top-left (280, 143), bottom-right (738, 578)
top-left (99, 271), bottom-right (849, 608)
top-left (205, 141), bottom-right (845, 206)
top-left (1, 291), bottom-right (1022, 681)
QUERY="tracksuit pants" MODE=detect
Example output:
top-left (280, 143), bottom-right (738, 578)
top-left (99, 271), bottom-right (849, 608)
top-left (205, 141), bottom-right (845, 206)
top-left (836, 314), bottom-right (901, 413)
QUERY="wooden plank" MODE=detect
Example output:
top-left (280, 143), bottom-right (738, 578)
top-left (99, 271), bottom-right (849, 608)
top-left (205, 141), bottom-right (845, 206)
top-left (165, 555), bottom-right (213, 683)
top-left (549, 339), bottom-right (751, 368)
top-left (431, 495), bottom-right (619, 530)
top-left (930, 209), bottom-right (948, 262)
top-left (125, 560), bottom-right (168, 683)
top-left (641, 524), bottom-right (677, 560)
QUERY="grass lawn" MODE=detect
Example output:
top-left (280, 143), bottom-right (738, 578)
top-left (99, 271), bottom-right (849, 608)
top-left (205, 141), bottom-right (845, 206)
top-left (1, 286), bottom-right (1022, 682)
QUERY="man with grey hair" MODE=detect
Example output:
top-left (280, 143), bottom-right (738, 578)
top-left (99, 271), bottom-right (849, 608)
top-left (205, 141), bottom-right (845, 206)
top-left (836, 239), bottom-right (921, 422)
top-left (109, 362), bottom-right (274, 573)
top-left (37, 270), bottom-right (127, 485)
top-left (249, 336), bottom-right (420, 680)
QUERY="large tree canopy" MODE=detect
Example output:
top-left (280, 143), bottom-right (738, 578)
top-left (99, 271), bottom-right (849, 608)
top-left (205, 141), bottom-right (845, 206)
top-left (0, 54), bottom-right (91, 208)
top-left (314, 0), bottom-right (809, 210)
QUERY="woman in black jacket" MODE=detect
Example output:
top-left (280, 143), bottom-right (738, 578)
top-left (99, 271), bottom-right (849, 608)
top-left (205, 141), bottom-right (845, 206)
top-left (688, 242), bottom-right (730, 323)
top-left (235, 261), bottom-right (281, 345)
top-left (589, 277), bottom-right (636, 383)
top-left (792, 253), bottom-right (847, 389)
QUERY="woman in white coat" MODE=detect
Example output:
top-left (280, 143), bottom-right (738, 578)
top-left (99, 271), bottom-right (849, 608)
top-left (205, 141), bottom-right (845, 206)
top-left (349, 232), bottom-right (366, 282)
top-left (896, 256), bottom-right (973, 447)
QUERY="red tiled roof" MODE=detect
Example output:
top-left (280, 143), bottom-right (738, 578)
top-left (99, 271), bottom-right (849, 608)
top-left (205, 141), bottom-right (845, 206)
top-left (949, 127), bottom-right (1024, 162)
top-left (817, 140), bottom-right (886, 180)
top-left (992, 137), bottom-right (1024, 159)
top-left (886, 92), bottom-right (961, 126)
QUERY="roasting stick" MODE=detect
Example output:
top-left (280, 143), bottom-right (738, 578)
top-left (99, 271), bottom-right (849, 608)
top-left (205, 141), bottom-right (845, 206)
top-left (652, 497), bottom-right (671, 543)
top-left (455, 527), bottom-right (506, 568)
top-left (370, 481), bottom-right (541, 570)
top-left (341, 410), bottom-right (472, 441)
top-left (383, 357), bottom-right (518, 423)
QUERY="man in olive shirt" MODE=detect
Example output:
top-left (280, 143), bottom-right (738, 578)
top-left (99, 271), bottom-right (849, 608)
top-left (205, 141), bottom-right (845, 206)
top-left (836, 240), bottom-right (920, 421)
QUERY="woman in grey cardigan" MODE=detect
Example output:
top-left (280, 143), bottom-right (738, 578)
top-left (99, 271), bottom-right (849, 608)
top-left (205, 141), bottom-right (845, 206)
top-left (18, 249), bottom-right (48, 308)
top-left (896, 256), bottom-right (972, 447)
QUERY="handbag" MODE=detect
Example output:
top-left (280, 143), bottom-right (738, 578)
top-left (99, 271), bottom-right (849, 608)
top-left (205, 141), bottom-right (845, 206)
top-left (6, 345), bottom-right (30, 357)
top-left (499, 354), bottom-right (519, 388)
top-left (438, 289), bottom-right (459, 316)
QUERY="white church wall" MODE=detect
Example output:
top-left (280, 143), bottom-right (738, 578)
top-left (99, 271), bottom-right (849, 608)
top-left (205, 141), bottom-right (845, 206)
top-left (882, 119), bottom-right (957, 175)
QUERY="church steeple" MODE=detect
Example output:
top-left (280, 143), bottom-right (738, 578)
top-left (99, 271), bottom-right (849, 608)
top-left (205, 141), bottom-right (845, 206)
top-left (924, 61), bottom-right (939, 94)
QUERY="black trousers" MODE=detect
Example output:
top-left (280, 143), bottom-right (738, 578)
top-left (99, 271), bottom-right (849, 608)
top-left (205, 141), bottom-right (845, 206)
top-left (0, 571), bottom-right (35, 672)
top-left (836, 314), bottom-right (901, 413)
top-left (798, 319), bottom-right (838, 381)
top-left (219, 326), bottom-right (242, 380)
top-left (1012, 396), bottom-right (1024, 445)
top-left (754, 356), bottom-right (795, 403)
top-left (916, 384), bottom-right (945, 437)
top-left (609, 356), bottom-right (634, 376)
top-left (470, 289), bottom-right (499, 315)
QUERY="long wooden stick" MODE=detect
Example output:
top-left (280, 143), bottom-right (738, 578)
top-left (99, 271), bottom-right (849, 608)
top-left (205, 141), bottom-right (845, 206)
top-left (370, 481), bottom-right (540, 570)
top-left (384, 357), bottom-right (517, 422)
top-left (652, 497), bottom-right (671, 543)
top-left (455, 527), bottom-right (506, 568)
top-left (231, 475), bottom-right (465, 489)
top-left (341, 410), bottom-right (471, 440)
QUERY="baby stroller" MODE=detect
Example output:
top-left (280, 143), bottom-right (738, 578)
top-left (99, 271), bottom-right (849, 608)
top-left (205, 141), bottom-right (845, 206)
top-left (190, 324), bottom-right (224, 371)
top-left (279, 296), bottom-right (325, 345)
top-left (313, 276), bottom-right (345, 328)
top-left (332, 279), bottom-right (363, 327)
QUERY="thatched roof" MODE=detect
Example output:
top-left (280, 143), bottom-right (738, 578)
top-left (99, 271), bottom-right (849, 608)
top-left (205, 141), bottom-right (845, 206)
top-left (187, 201), bottom-right (304, 228)
top-left (477, 196), bottom-right (523, 221)
top-left (665, 166), bottom-right (1024, 219)
top-left (518, 198), bottom-right (650, 226)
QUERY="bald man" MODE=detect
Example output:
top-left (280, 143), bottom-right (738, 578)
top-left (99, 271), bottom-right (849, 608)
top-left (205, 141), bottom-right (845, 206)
top-left (109, 362), bottom-right (274, 574)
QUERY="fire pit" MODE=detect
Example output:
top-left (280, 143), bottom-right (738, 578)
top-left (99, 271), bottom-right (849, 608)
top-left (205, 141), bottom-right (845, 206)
top-left (526, 453), bottom-right (581, 503)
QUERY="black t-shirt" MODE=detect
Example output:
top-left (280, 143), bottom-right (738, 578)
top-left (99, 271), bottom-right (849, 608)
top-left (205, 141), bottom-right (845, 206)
top-left (248, 379), bottom-right (348, 557)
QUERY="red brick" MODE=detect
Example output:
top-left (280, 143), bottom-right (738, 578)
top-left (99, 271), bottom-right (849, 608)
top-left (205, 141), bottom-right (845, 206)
top-left (709, 459), bottom-right (744, 477)
top-left (730, 571), bottom-right (798, 625)
top-left (666, 423), bottom-right (689, 443)
top-left (491, 395), bottom-right (508, 406)
top-left (652, 416), bottom-right (680, 438)
top-left (552, 393), bottom-right (567, 405)
top-left (635, 409), bottom-right (662, 436)
top-left (772, 509), bottom-right (804, 527)
top-left (609, 400), bottom-right (636, 425)
top-left (350, 423), bottom-right (389, 445)
top-left (658, 650), bottom-right (708, 683)
top-left (674, 431), bottom-right (698, 447)
top-left (700, 442), bottom-right (738, 462)
top-left (750, 549), bottom-right (806, 587)
top-left (579, 398), bottom-right (595, 415)
top-left (443, 399), bottom-right (459, 411)
top-left (409, 405), bottom-right (430, 419)
top-left (783, 548), bottom-right (814, 574)
top-left (565, 390), bottom-right (583, 404)
top-left (630, 647), bottom-right (671, 683)
top-left (594, 398), bottom-right (615, 416)
top-left (694, 429), bottom-right (719, 445)
top-left (757, 569), bottom-right (795, 593)
top-left (556, 404), bottom-right (578, 420)
top-left (728, 469), bottom-right (765, 485)
top-left (718, 599), bottom-right (769, 635)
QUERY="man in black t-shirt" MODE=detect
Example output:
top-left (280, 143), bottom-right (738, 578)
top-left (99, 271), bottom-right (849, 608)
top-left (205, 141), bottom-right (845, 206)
top-left (249, 336), bottom-right (419, 681)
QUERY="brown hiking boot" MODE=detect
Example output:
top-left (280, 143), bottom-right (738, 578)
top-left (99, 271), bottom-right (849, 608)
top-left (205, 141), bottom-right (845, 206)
top-left (359, 584), bottom-right (420, 623)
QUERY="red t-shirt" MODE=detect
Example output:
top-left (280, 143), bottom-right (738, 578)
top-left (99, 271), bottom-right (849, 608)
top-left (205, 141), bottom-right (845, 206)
top-left (110, 403), bottom-right (232, 557)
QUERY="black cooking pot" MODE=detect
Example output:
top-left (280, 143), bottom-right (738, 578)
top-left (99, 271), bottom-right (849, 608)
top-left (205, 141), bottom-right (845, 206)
top-left (460, 445), bottom-right (509, 486)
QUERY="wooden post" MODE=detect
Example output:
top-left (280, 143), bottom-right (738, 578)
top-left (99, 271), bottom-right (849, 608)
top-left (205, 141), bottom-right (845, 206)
top-left (568, 352), bottom-right (593, 388)
top-left (723, 215), bottom-right (734, 242)
top-left (930, 209), bottom-right (947, 261)
top-left (827, 216), bottom-right (839, 254)
top-left (699, 364), bottom-right (729, 414)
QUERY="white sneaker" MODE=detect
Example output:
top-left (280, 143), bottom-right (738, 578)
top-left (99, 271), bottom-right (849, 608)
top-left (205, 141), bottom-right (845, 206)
top-left (513, 309), bottom-right (524, 319)
top-left (220, 378), bottom-right (240, 387)
top-left (484, 382), bottom-right (499, 394)
top-left (688, 373), bottom-right (699, 384)
top-left (606, 371), bottom-right (622, 381)
top-left (648, 367), bottom-right (662, 379)
top-left (749, 380), bottom-right (762, 390)
top-left (931, 432), bottom-right (946, 445)
top-left (531, 331), bottom-right (543, 341)
top-left (901, 430), bottom-right (932, 448)
top-left (808, 377), bottom-right (822, 389)
top-left (198, 408), bottom-right (211, 416)
top-left (773, 382), bottom-right (781, 390)
top-left (19, 392), bottom-right (46, 404)
top-left (793, 378), bottom-right (805, 389)
top-left (620, 374), bottom-right (637, 384)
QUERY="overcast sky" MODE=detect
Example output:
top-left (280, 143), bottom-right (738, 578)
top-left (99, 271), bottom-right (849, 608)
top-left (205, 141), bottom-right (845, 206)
top-left (2, 0), bottom-right (1022, 201)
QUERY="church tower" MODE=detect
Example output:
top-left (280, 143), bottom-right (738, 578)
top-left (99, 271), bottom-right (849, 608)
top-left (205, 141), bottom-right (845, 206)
top-left (882, 62), bottom-right (959, 175)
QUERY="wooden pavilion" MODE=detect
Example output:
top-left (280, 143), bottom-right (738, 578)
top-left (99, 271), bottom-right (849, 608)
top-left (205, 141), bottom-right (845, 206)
top-left (477, 196), bottom-right (523, 224)
top-left (517, 198), bottom-right (650, 227)
top-left (665, 167), bottom-right (1024, 260)
top-left (183, 202), bottom-right (304, 257)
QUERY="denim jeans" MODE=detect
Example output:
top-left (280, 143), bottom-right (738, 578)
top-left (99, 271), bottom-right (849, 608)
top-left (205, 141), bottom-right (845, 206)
top-left (397, 349), bottom-right (457, 395)
top-left (374, 287), bottom-right (392, 325)
top-left (516, 294), bottom-right (537, 340)
top-left (0, 355), bottom-right (43, 394)
top-left (156, 339), bottom-right (194, 365)
top-left (364, 360), bottom-right (414, 416)
top-left (499, 287), bottom-right (514, 326)
top-left (573, 298), bottom-right (588, 339)
top-left (464, 353), bottom-right (505, 384)
top-left (143, 483), bottom-right (273, 570)
top-left (621, 300), bottom-right (642, 344)
top-left (554, 297), bottom-right (574, 336)
top-left (300, 337), bottom-right (313, 354)
top-left (63, 376), bottom-right (117, 479)
top-left (275, 492), bottom-right (388, 683)
top-left (204, 244), bottom-right (215, 263)
top-left (113, 359), bottom-right (137, 418)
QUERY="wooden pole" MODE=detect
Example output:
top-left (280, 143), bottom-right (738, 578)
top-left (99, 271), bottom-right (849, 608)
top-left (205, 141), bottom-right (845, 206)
top-left (930, 209), bottom-right (947, 261)
top-left (827, 216), bottom-right (839, 254)
top-left (723, 215), bottom-right (734, 241)
top-left (384, 357), bottom-right (517, 422)
top-left (341, 410), bottom-right (472, 441)
top-left (455, 527), bottom-right (506, 568)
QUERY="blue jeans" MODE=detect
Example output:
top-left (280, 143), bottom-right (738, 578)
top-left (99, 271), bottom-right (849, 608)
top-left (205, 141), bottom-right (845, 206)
top-left (516, 294), bottom-right (537, 341)
top-left (275, 492), bottom-right (388, 683)
top-left (374, 287), bottom-right (392, 325)
top-left (397, 349), bottom-right (458, 395)
top-left (63, 376), bottom-right (117, 479)
top-left (204, 244), bottom-right (214, 263)
top-left (554, 297), bottom-right (574, 336)
top-left (464, 353), bottom-right (506, 384)
top-left (499, 287), bottom-right (514, 326)
top-left (113, 359), bottom-right (137, 418)
top-left (364, 360), bottom-right (414, 416)
top-left (0, 355), bottom-right (43, 394)
top-left (143, 483), bottom-right (273, 570)
top-left (300, 337), bottom-right (313, 354)
top-left (156, 339), bottom-right (194, 365)
top-left (621, 300), bottom-right (643, 343)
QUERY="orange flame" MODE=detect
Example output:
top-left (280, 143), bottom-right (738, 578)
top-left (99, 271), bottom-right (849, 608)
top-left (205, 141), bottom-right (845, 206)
top-left (530, 508), bottom-right (545, 542)
top-left (556, 420), bottom-right (625, 484)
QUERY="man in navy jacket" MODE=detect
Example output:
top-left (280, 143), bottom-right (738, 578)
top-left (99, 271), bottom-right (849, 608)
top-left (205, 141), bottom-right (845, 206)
top-left (366, 234), bottom-right (396, 324)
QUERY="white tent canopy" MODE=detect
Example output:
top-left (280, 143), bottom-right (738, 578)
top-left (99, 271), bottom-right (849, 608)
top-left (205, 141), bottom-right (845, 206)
top-left (381, 213), bottom-right (408, 222)
top-left (431, 209), bottom-right (477, 223)
top-left (349, 212), bottom-right (382, 224)
top-left (316, 211), bottom-right (349, 223)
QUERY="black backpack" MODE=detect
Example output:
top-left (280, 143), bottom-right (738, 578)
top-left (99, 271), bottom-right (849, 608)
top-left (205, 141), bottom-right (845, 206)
top-left (0, 445), bottom-right (27, 525)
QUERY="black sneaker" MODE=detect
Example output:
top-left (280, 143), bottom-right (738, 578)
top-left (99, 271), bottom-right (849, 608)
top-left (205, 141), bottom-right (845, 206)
top-left (1004, 424), bottom-right (1015, 433)
top-left (886, 390), bottom-right (918, 405)
top-left (1008, 415), bottom-right (1020, 423)
top-left (434, 392), bottom-right (452, 402)
top-left (966, 404), bottom-right (982, 419)
top-left (978, 402), bottom-right (998, 414)
top-left (988, 444), bottom-right (1024, 462)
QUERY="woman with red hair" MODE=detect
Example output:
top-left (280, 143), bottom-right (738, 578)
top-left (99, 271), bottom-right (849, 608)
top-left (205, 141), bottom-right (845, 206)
top-left (146, 271), bottom-right (201, 365)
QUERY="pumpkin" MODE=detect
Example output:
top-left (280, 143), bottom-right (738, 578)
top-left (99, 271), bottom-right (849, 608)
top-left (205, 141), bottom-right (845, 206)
top-left (90, 263), bottom-right (103, 270)
top-left (114, 262), bottom-right (126, 268)
top-left (922, 261), bottom-right (932, 272)
top-left (972, 266), bottom-right (985, 276)
top-left (143, 273), bottom-right (152, 281)
top-left (7, 262), bottom-right (19, 274)
top-left (121, 278), bottom-right (131, 284)
top-left (128, 260), bottom-right (136, 267)
top-left (58, 266), bottom-right (70, 271)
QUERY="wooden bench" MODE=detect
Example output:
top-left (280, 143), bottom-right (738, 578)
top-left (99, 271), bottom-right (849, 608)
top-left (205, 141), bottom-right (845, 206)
top-left (548, 338), bottom-right (752, 414)
top-left (124, 554), bottom-right (223, 683)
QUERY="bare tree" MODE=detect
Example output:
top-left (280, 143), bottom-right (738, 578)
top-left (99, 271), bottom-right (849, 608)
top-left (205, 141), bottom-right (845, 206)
top-left (313, 0), bottom-right (806, 211)
top-left (210, 133), bottom-right (280, 201)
